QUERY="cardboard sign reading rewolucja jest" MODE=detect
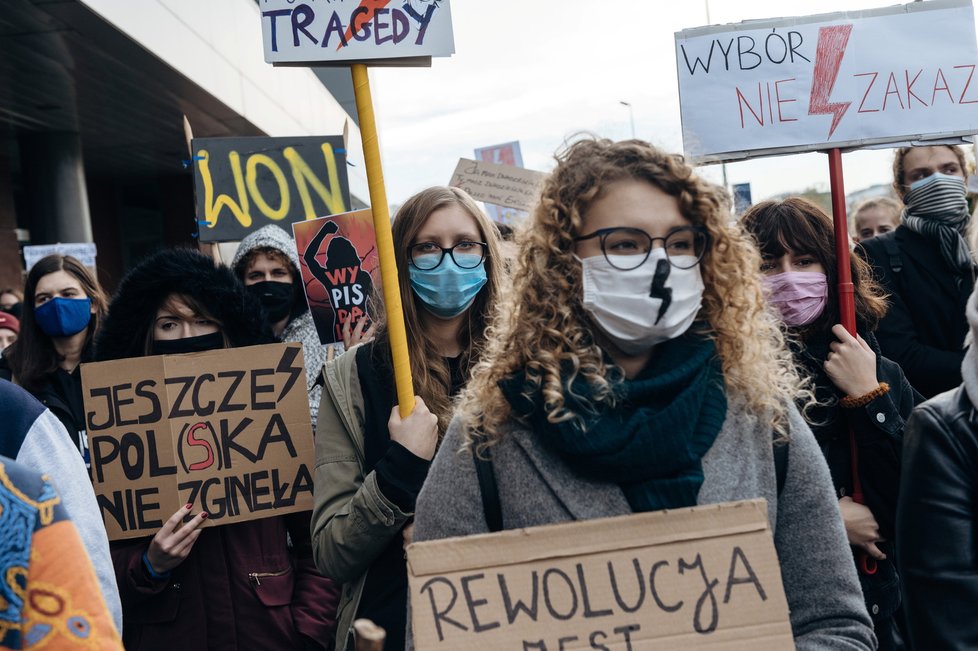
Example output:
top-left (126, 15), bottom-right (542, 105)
top-left (81, 343), bottom-right (314, 541)
top-left (675, 0), bottom-right (978, 163)
top-left (408, 500), bottom-right (794, 650)
top-left (260, 0), bottom-right (455, 66)
top-left (293, 210), bottom-right (382, 346)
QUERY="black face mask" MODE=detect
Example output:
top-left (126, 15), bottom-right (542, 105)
top-left (246, 281), bottom-right (294, 323)
top-left (1, 302), bottom-right (22, 319)
top-left (152, 331), bottom-right (225, 356)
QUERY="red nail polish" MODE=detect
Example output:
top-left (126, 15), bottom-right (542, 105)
top-left (201, 512), bottom-right (209, 519)
top-left (185, 503), bottom-right (192, 510)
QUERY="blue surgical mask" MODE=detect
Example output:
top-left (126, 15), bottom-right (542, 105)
top-left (409, 255), bottom-right (488, 319)
top-left (34, 296), bottom-right (92, 338)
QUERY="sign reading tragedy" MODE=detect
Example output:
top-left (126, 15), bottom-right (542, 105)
top-left (192, 135), bottom-right (350, 243)
top-left (81, 343), bottom-right (314, 541)
top-left (260, 0), bottom-right (455, 66)
top-left (293, 209), bottom-right (382, 345)
top-left (675, 0), bottom-right (978, 162)
top-left (407, 500), bottom-right (794, 650)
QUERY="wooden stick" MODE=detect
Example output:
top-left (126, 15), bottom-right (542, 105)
top-left (353, 619), bottom-right (386, 651)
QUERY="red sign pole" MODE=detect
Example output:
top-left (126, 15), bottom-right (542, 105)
top-left (827, 148), bottom-right (857, 336)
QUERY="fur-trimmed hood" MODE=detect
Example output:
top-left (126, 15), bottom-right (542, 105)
top-left (95, 248), bottom-right (270, 361)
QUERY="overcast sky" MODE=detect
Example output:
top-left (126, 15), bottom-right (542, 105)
top-left (371, 0), bottom-right (978, 207)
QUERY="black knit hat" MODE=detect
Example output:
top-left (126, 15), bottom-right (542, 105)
top-left (95, 248), bottom-right (271, 361)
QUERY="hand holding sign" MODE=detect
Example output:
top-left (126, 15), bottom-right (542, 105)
top-left (146, 503), bottom-right (209, 574)
top-left (388, 396), bottom-right (438, 461)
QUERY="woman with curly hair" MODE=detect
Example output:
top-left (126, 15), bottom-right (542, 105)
top-left (410, 138), bottom-right (875, 650)
top-left (311, 186), bottom-right (505, 651)
top-left (742, 198), bottom-right (923, 649)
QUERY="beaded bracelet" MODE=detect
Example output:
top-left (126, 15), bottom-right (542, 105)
top-left (839, 382), bottom-right (890, 408)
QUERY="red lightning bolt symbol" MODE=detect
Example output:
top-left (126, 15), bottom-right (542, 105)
top-left (808, 24), bottom-right (853, 139)
top-left (340, 0), bottom-right (392, 51)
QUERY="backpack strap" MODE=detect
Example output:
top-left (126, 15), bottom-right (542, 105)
top-left (881, 233), bottom-right (903, 275)
top-left (474, 444), bottom-right (503, 533)
top-left (774, 441), bottom-right (789, 496)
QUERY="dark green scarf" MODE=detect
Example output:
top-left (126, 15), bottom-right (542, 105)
top-left (500, 332), bottom-right (727, 512)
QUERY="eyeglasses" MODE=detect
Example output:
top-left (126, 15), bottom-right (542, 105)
top-left (408, 241), bottom-right (488, 271)
top-left (574, 226), bottom-right (709, 271)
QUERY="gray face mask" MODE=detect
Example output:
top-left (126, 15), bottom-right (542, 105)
top-left (578, 248), bottom-right (704, 355)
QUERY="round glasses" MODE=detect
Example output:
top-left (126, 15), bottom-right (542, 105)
top-left (574, 226), bottom-right (709, 271)
top-left (408, 241), bottom-right (488, 271)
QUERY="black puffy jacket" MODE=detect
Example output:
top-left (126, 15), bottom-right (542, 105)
top-left (897, 386), bottom-right (978, 650)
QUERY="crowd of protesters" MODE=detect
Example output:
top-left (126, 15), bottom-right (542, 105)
top-left (0, 139), bottom-right (976, 650)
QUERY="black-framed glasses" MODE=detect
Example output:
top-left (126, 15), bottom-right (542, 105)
top-left (574, 226), bottom-right (709, 271)
top-left (408, 241), bottom-right (488, 271)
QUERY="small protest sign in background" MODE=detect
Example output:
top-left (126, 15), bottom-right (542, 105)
top-left (408, 499), bottom-right (793, 650)
top-left (450, 158), bottom-right (546, 213)
top-left (192, 135), bottom-right (350, 243)
top-left (293, 210), bottom-right (382, 345)
top-left (260, 0), bottom-right (455, 66)
top-left (82, 343), bottom-right (314, 541)
top-left (24, 243), bottom-right (97, 270)
top-left (675, 0), bottom-right (978, 162)
top-left (474, 142), bottom-right (530, 225)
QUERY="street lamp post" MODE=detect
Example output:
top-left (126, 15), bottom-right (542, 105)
top-left (619, 100), bottom-right (635, 139)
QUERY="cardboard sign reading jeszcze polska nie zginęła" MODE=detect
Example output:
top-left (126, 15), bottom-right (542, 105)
top-left (407, 499), bottom-right (795, 650)
top-left (81, 343), bottom-right (315, 541)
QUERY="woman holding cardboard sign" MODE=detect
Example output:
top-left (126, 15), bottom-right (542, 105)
top-left (311, 186), bottom-right (505, 651)
top-left (741, 198), bottom-right (921, 650)
top-left (410, 139), bottom-right (875, 650)
top-left (95, 247), bottom-right (339, 651)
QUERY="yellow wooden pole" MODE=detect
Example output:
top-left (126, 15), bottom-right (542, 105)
top-left (351, 63), bottom-right (415, 416)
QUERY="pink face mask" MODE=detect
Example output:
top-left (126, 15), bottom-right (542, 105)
top-left (762, 271), bottom-right (828, 327)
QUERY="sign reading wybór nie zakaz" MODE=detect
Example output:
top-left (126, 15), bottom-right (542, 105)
top-left (675, 0), bottom-right (978, 163)
top-left (260, 0), bottom-right (455, 66)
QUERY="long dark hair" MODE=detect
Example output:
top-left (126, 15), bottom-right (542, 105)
top-left (741, 197), bottom-right (887, 335)
top-left (5, 255), bottom-right (108, 392)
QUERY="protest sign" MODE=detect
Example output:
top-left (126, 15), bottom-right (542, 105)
top-left (260, 0), bottom-right (455, 66)
top-left (24, 243), bottom-right (97, 270)
top-left (474, 142), bottom-right (529, 225)
top-left (675, 0), bottom-right (978, 163)
top-left (192, 136), bottom-right (350, 242)
top-left (81, 343), bottom-right (314, 541)
top-left (450, 158), bottom-right (547, 213)
top-left (408, 499), bottom-right (793, 650)
top-left (293, 210), bottom-right (382, 345)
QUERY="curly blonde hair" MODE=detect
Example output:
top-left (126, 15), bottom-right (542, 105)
top-left (459, 138), bottom-right (806, 450)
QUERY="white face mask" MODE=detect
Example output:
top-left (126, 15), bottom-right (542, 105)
top-left (579, 248), bottom-right (705, 355)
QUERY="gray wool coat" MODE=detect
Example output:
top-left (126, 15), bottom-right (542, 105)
top-left (409, 394), bottom-right (877, 650)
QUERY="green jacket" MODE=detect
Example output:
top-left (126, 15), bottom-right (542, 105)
top-left (311, 345), bottom-right (415, 651)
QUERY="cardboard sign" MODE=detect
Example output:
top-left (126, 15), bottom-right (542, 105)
top-left (675, 0), bottom-right (978, 162)
top-left (191, 136), bottom-right (351, 242)
top-left (450, 158), bottom-right (547, 213)
top-left (24, 243), bottom-right (97, 270)
top-left (408, 500), bottom-right (794, 650)
top-left (260, 0), bottom-right (455, 66)
top-left (293, 210), bottom-right (382, 345)
top-left (474, 142), bottom-right (530, 225)
top-left (81, 344), bottom-right (314, 541)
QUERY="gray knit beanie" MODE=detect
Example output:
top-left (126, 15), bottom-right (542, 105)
top-left (230, 224), bottom-right (302, 276)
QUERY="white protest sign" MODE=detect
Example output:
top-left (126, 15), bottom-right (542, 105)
top-left (675, 0), bottom-right (978, 163)
top-left (24, 243), bottom-right (97, 270)
top-left (260, 0), bottom-right (455, 65)
top-left (408, 500), bottom-right (794, 650)
top-left (450, 158), bottom-right (547, 213)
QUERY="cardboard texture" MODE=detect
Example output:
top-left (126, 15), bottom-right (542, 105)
top-left (450, 158), bottom-right (547, 212)
top-left (81, 343), bottom-right (314, 541)
top-left (191, 135), bottom-right (351, 242)
top-left (675, 0), bottom-right (978, 162)
top-left (408, 499), bottom-right (794, 650)
top-left (260, 0), bottom-right (455, 65)
top-left (292, 209), bottom-right (382, 345)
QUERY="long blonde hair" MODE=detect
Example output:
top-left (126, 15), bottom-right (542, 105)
top-left (459, 138), bottom-right (806, 450)
top-left (381, 186), bottom-right (504, 433)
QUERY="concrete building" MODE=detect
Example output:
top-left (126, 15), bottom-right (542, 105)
top-left (0, 0), bottom-right (367, 291)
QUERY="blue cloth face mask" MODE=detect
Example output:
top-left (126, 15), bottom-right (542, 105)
top-left (409, 254), bottom-right (488, 319)
top-left (34, 296), bottom-right (92, 338)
